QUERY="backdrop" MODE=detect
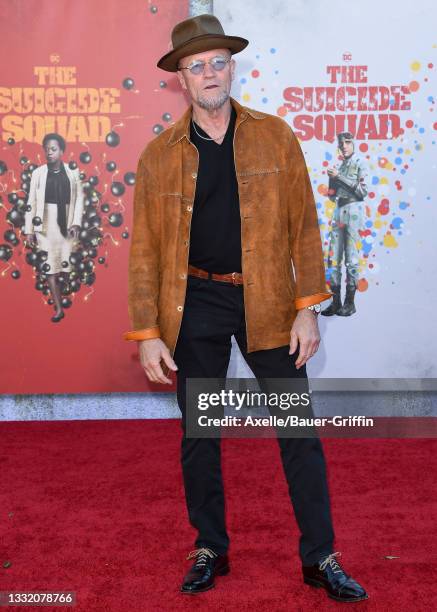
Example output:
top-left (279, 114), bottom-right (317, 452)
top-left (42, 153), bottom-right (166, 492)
top-left (0, 0), bottom-right (189, 393)
top-left (1, 0), bottom-right (436, 395)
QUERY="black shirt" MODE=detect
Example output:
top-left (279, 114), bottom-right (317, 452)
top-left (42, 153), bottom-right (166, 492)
top-left (44, 163), bottom-right (71, 237)
top-left (188, 105), bottom-right (242, 273)
top-left (45, 165), bottom-right (70, 205)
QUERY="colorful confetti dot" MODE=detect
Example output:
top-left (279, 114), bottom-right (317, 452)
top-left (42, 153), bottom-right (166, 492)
top-left (378, 199), bottom-right (390, 215)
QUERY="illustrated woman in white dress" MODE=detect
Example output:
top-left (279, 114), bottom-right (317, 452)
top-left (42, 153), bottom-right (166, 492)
top-left (24, 133), bottom-right (84, 322)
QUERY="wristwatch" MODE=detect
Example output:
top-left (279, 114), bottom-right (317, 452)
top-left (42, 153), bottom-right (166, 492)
top-left (306, 303), bottom-right (321, 315)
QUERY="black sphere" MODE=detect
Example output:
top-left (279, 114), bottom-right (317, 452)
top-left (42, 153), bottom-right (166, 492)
top-left (6, 210), bottom-right (24, 227)
top-left (0, 244), bottom-right (13, 261)
top-left (25, 251), bottom-right (39, 265)
top-left (70, 279), bottom-right (81, 292)
top-left (61, 297), bottom-right (72, 309)
top-left (122, 231), bottom-right (129, 239)
top-left (79, 229), bottom-right (91, 243)
top-left (32, 216), bottom-right (42, 226)
top-left (79, 151), bottom-right (91, 164)
top-left (84, 272), bottom-right (95, 286)
top-left (11, 270), bottom-right (21, 280)
top-left (7, 137), bottom-right (15, 145)
top-left (20, 156), bottom-right (28, 165)
top-left (101, 203), bottom-right (110, 213)
top-left (124, 172), bottom-right (135, 186)
top-left (69, 161), bottom-right (78, 170)
top-left (108, 212), bottom-right (123, 227)
top-left (89, 175), bottom-right (99, 186)
top-left (85, 207), bottom-right (98, 219)
top-left (69, 252), bottom-right (83, 265)
top-left (98, 256), bottom-right (105, 264)
top-left (89, 216), bottom-right (101, 228)
top-left (105, 131), bottom-right (120, 147)
top-left (106, 161), bottom-right (116, 172)
top-left (110, 182), bottom-right (125, 196)
top-left (122, 77), bottom-right (134, 90)
top-left (4, 229), bottom-right (18, 244)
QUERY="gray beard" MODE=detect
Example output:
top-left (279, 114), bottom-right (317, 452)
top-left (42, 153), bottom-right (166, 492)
top-left (196, 90), bottom-right (229, 111)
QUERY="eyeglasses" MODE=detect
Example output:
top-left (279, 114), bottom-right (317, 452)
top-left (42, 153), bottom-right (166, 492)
top-left (179, 56), bottom-right (231, 76)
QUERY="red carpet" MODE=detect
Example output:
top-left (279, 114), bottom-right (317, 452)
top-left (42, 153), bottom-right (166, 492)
top-left (1, 420), bottom-right (436, 611)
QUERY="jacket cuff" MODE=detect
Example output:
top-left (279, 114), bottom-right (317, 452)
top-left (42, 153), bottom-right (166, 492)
top-left (295, 293), bottom-right (332, 310)
top-left (123, 326), bottom-right (161, 342)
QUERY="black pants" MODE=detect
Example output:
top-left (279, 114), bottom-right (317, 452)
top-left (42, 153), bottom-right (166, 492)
top-left (173, 275), bottom-right (335, 566)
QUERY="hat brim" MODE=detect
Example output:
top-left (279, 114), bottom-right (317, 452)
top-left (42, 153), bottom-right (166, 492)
top-left (157, 34), bottom-right (249, 72)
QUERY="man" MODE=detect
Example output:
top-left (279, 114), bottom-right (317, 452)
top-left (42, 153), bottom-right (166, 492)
top-left (322, 132), bottom-right (368, 317)
top-left (124, 14), bottom-right (368, 603)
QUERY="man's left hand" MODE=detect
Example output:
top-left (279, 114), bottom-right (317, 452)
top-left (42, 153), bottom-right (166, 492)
top-left (289, 309), bottom-right (320, 369)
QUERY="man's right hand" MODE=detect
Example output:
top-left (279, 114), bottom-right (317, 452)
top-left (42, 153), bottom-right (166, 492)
top-left (138, 338), bottom-right (178, 384)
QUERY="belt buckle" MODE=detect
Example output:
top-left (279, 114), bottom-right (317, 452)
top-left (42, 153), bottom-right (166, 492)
top-left (231, 272), bottom-right (238, 286)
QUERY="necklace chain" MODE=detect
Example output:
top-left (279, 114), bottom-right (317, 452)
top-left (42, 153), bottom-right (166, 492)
top-left (191, 117), bottom-right (229, 142)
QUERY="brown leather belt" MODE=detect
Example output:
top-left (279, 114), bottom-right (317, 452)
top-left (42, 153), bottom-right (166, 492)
top-left (188, 264), bottom-right (243, 286)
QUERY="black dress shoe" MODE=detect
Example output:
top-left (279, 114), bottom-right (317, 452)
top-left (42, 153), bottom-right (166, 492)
top-left (51, 311), bottom-right (65, 322)
top-left (181, 547), bottom-right (229, 594)
top-left (302, 552), bottom-right (368, 602)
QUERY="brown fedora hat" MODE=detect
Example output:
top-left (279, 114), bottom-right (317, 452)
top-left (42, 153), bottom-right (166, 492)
top-left (157, 14), bottom-right (249, 72)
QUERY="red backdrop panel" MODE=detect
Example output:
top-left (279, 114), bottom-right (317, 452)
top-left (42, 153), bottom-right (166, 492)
top-left (0, 0), bottom-right (188, 393)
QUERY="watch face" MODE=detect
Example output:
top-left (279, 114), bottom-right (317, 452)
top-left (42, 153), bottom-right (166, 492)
top-left (308, 303), bottom-right (321, 313)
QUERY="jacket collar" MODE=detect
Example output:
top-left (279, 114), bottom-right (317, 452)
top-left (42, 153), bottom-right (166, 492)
top-left (167, 96), bottom-right (265, 146)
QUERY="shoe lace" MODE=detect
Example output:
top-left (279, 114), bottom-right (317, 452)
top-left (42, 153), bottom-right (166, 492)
top-left (319, 551), bottom-right (343, 573)
top-left (186, 547), bottom-right (218, 568)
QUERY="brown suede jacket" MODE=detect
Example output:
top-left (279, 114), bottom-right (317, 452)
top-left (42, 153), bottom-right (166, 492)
top-left (123, 96), bottom-right (331, 366)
